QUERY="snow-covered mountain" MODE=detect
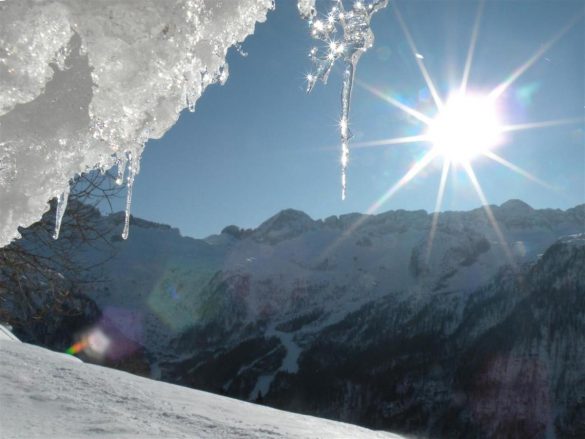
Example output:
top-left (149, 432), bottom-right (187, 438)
top-left (2, 200), bottom-right (584, 438)
top-left (0, 326), bottom-right (401, 439)
top-left (76, 200), bottom-right (583, 354)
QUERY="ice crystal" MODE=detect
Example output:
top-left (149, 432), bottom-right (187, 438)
top-left (0, 0), bottom-right (274, 246)
top-left (297, 0), bottom-right (317, 21)
top-left (300, 0), bottom-right (388, 199)
top-left (52, 186), bottom-right (69, 240)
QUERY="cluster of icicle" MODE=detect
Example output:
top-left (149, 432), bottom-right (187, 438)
top-left (0, 0), bottom-right (274, 246)
top-left (298, 0), bottom-right (388, 200)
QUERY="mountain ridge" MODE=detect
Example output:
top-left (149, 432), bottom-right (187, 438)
top-left (106, 200), bottom-right (585, 242)
top-left (2, 199), bottom-right (584, 438)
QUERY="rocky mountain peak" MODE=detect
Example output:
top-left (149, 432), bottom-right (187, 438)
top-left (253, 209), bottom-right (315, 244)
top-left (499, 199), bottom-right (534, 213)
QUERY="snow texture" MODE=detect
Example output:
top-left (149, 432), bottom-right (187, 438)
top-left (250, 324), bottom-right (303, 399)
top-left (0, 323), bottom-right (19, 342)
top-left (0, 0), bottom-right (274, 246)
top-left (0, 325), bottom-right (402, 439)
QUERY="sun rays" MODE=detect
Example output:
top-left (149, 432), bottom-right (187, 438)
top-left (426, 159), bottom-right (450, 263)
top-left (459, 0), bottom-right (485, 95)
top-left (489, 12), bottom-right (584, 100)
top-left (462, 161), bottom-right (516, 266)
top-left (336, 1), bottom-right (583, 265)
top-left (393, 5), bottom-right (444, 110)
top-left (367, 149), bottom-right (439, 214)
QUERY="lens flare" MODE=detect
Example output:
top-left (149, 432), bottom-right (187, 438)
top-left (86, 329), bottom-right (111, 356)
top-left (66, 328), bottom-right (111, 360)
top-left (66, 340), bottom-right (88, 355)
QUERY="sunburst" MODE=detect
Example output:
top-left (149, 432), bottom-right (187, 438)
top-left (338, 1), bottom-right (583, 264)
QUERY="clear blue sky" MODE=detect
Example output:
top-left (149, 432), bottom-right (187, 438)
top-left (112, 0), bottom-right (584, 239)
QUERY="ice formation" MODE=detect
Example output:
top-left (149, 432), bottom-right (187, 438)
top-left (52, 185), bottom-right (69, 240)
top-left (297, 0), bottom-right (317, 21)
top-left (0, 0), bottom-right (274, 247)
top-left (300, 0), bottom-right (388, 200)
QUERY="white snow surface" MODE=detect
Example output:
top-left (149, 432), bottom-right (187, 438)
top-left (0, 324), bottom-right (19, 342)
top-left (0, 330), bottom-right (402, 439)
top-left (0, 0), bottom-right (274, 246)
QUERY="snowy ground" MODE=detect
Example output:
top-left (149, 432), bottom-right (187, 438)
top-left (0, 329), bottom-right (402, 439)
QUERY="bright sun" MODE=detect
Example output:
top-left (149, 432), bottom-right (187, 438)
top-left (346, 2), bottom-right (582, 265)
top-left (427, 93), bottom-right (502, 163)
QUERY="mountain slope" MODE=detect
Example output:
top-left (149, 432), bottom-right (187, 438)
top-left (75, 201), bottom-right (584, 361)
top-left (2, 200), bottom-right (583, 438)
top-left (259, 234), bottom-right (585, 438)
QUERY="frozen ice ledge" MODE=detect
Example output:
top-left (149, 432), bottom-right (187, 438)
top-left (0, 0), bottom-right (275, 247)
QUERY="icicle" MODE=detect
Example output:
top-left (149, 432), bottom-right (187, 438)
top-left (52, 186), bottom-right (70, 240)
top-left (340, 61), bottom-right (355, 200)
top-left (300, 0), bottom-right (388, 199)
top-left (115, 156), bottom-right (127, 185)
top-left (0, 0), bottom-right (278, 248)
top-left (121, 152), bottom-right (139, 240)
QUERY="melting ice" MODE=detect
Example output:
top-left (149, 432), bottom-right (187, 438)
top-left (0, 0), bottom-right (274, 245)
top-left (300, 0), bottom-right (388, 200)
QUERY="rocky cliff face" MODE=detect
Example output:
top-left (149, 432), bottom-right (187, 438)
top-left (2, 200), bottom-right (583, 438)
top-left (258, 236), bottom-right (585, 438)
top-left (161, 203), bottom-right (583, 438)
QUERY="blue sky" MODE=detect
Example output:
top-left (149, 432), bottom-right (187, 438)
top-left (115, 0), bottom-right (584, 238)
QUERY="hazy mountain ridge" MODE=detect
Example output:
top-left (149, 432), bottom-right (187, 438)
top-left (2, 200), bottom-right (584, 438)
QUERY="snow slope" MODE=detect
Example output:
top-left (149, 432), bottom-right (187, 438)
top-left (0, 329), bottom-right (402, 439)
top-left (0, 324), bottom-right (20, 342)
